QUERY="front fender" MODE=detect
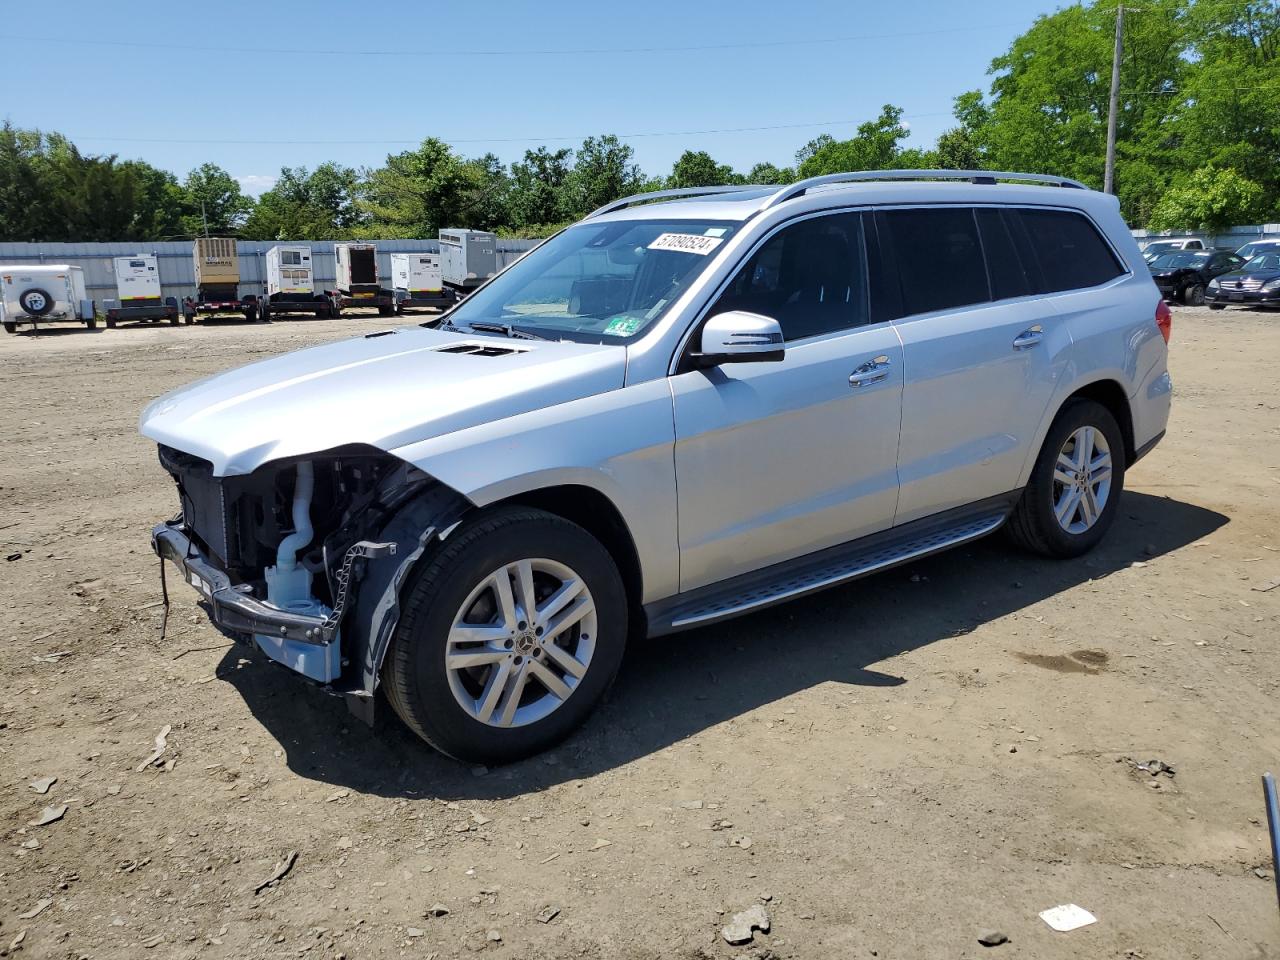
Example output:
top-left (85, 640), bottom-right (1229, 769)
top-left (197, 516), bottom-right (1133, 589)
top-left (391, 378), bottom-right (680, 603)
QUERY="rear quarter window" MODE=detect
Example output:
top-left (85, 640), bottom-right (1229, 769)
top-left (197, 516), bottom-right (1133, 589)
top-left (1017, 209), bottom-right (1125, 293)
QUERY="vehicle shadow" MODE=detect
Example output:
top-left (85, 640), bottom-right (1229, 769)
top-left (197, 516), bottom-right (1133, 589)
top-left (217, 490), bottom-right (1227, 800)
top-left (5, 325), bottom-right (103, 337)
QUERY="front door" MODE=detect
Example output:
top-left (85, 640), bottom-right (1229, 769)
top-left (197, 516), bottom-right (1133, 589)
top-left (671, 212), bottom-right (904, 592)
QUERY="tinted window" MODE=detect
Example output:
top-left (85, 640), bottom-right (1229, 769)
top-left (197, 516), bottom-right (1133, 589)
top-left (882, 207), bottom-right (989, 315)
top-left (710, 212), bottom-right (868, 341)
top-left (1018, 209), bottom-right (1124, 292)
top-left (976, 208), bottom-right (1036, 300)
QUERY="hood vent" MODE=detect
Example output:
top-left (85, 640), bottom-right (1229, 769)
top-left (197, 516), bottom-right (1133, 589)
top-left (433, 342), bottom-right (526, 358)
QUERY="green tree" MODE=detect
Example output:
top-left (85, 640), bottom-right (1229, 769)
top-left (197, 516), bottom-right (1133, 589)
top-left (241, 163), bottom-right (363, 241)
top-left (795, 106), bottom-right (920, 178)
top-left (0, 123), bottom-right (49, 241)
top-left (459, 152), bottom-right (512, 231)
top-left (667, 150), bottom-right (741, 188)
top-left (1147, 166), bottom-right (1265, 231)
top-left (973, 0), bottom-right (1190, 221)
top-left (564, 134), bottom-right (643, 218)
top-left (1174, 0), bottom-right (1280, 217)
top-left (179, 162), bottom-right (253, 236)
top-left (746, 162), bottom-right (795, 185)
top-left (358, 138), bottom-right (474, 238)
top-left (509, 146), bottom-right (575, 232)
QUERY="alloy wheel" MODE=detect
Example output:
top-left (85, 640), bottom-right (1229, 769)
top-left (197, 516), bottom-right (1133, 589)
top-left (445, 558), bottom-right (597, 728)
top-left (1052, 426), bottom-right (1113, 535)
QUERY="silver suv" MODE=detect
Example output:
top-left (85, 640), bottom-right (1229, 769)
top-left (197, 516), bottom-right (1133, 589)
top-left (143, 170), bottom-right (1172, 763)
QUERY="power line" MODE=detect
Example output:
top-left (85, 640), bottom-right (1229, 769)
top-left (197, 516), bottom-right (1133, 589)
top-left (4, 22), bottom-right (1027, 58)
top-left (62, 114), bottom-right (958, 148)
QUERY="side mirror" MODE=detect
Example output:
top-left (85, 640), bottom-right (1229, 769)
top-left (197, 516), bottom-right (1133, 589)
top-left (692, 311), bottom-right (785, 368)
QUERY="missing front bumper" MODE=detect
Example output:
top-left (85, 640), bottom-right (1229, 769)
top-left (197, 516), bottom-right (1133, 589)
top-left (152, 521), bottom-right (336, 646)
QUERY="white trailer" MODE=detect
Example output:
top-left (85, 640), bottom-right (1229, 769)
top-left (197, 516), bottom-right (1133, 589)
top-left (102, 255), bottom-right (180, 326)
top-left (439, 229), bottom-right (498, 294)
top-left (330, 242), bottom-right (394, 317)
top-left (1, 264), bottom-right (96, 333)
top-left (390, 252), bottom-right (454, 313)
top-left (261, 245), bottom-right (332, 321)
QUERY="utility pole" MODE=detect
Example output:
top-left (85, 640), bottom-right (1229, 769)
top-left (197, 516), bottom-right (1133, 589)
top-left (1104, 4), bottom-right (1124, 195)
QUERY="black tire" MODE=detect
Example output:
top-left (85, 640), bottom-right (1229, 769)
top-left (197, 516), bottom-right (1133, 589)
top-left (378, 304), bottom-right (395, 317)
top-left (1183, 283), bottom-right (1205, 306)
top-left (1006, 398), bottom-right (1126, 559)
top-left (18, 288), bottom-right (54, 316)
top-left (385, 505), bottom-right (628, 764)
top-left (1209, 303), bottom-right (1226, 311)
top-left (259, 303), bottom-right (271, 323)
top-left (85, 317), bottom-right (97, 330)
top-left (166, 312), bottom-right (179, 326)
top-left (106, 317), bottom-right (118, 328)
top-left (3, 322), bottom-right (16, 334)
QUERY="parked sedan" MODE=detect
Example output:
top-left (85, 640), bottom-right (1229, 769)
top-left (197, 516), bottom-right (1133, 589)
top-left (1148, 250), bottom-right (1245, 305)
top-left (1205, 253), bottom-right (1280, 310)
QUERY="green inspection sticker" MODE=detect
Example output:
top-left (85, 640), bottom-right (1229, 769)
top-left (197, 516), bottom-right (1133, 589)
top-left (603, 315), bottom-right (643, 336)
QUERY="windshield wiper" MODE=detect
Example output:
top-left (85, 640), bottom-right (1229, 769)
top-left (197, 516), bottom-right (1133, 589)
top-left (465, 320), bottom-right (549, 341)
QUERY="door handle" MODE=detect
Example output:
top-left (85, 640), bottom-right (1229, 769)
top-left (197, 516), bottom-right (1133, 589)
top-left (1012, 325), bottom-right (1044, 350)
top-left (848, 355), bottom-right (891, 387)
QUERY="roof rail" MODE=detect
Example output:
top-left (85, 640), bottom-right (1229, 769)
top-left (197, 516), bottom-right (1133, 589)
top-left (760, 169), bottom-right (1089, 210)
top-left (585, 185), bottom-right (763, 220)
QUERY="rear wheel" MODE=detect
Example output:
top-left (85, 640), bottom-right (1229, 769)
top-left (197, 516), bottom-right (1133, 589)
top-left (1006, 399), bottom-right (1125, 558)
top-left (385, 506), bottom-right (628, 764)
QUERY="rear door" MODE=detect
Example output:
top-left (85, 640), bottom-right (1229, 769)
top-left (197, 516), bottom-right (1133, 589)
top-left (884, 206), bottom-right (1064, 525)
top-left (671, 211), bottom-right (904, 591)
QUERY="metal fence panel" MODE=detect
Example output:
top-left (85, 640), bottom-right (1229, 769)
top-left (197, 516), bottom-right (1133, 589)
top-left (0, 239), bottom-right (541, 301)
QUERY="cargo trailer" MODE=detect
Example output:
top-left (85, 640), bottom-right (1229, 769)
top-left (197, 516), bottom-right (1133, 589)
top-left (1, 264), bottom-right (96, 333)
top-left (187, 237), bottom-right (259, 323)
top-left (328, 242), bottom-right (394, 316)
top-left (102, 255), bottom-right (180, 326)
top-left (439, 229), bottom-right (497, 296)
top-left (390, 252), bottom-right (454, 313)
top-left (260, 245), bottom-right (332, 321)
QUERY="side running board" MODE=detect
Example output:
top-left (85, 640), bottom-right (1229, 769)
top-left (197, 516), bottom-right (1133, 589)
top-left (645, 501), bottom-right (1013, 636)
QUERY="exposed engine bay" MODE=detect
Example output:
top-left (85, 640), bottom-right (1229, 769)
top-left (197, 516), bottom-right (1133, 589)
top-left (154, 443), bottom-right (467, 702)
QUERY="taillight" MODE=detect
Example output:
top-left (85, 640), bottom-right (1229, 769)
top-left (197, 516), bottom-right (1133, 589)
top-left (1155, 299), bottom-right (1172, 343)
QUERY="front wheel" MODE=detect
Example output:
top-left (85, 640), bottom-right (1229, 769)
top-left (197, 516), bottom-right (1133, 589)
top-left (1183, 283), bottom-right (1205, 306)
top-left (1006, 399), bottom-right (1126, 558)
top-left (385, 506), bottom-right (628, 764)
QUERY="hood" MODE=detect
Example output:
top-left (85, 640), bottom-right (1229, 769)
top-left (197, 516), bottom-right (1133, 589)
top-left (140, 326), bottom-right (627, 476)
top-left (1149, 266), bottom-right (1198, 279)
top-left (1217, 268), bottom-right (1280, 283)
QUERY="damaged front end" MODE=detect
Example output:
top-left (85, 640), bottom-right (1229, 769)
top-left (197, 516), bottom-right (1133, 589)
top-left (151, 444), bottom-right (467, 717)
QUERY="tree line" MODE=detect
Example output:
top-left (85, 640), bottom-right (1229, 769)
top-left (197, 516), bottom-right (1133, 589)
top-left (1, 0), bottom-right (1275, 244)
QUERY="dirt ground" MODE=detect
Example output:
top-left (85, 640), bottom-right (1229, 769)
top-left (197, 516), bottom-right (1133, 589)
top-left (1, 305), bottom-right (1279, 960)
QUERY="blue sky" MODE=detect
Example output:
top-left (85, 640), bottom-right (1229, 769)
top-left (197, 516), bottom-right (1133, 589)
top-left (7, 0), bottom-right (1062, 195)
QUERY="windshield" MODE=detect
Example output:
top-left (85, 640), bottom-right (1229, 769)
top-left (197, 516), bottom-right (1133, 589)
top-left (1144, 242), bottom-right (1179, 257)
top-left (1244, 254), bottom-right (1280, 272)
top-left (1238, 242), bottom-right (1280, 260)
top-left (1151, 252), bottom-right (1206, 269)
top-left (442, 219), bottom-right (739, 343)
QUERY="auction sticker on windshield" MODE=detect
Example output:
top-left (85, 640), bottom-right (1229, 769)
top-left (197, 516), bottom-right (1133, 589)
top-left (648, 233), bottom-right (724, 255)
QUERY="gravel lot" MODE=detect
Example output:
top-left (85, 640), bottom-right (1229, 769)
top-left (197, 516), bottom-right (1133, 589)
top-left (1, 305), bottom-right (1278, 959)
